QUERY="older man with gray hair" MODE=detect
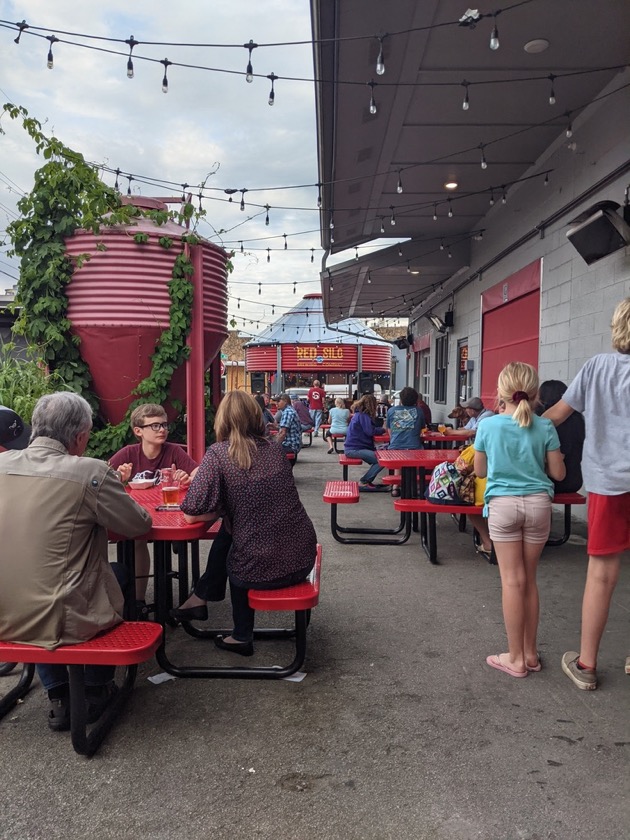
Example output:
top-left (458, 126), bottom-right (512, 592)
top-left (0, 392), bottom-right (152, 731)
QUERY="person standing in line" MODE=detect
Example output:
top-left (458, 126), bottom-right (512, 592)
top-left (307, 379), bottom-right (326, 436)
top-left (474, 363), bottom-right (565, 678)
top-left (544, 298), bottom-right (630, 690)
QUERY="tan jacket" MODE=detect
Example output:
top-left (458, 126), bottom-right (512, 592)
top-left (0, 437), bottom-right (152, 649)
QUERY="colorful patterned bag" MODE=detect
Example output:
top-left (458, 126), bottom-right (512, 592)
top-left (425, 460), bottom-right (475, 505)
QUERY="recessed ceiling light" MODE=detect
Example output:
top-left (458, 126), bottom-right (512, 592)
top-left (444, 181), bottom-right (458, 190)
top-left (524, 38), bottom-right (550, 54)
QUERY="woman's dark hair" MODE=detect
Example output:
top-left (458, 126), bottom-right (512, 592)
top-left (254, 394), bottom-right (266, 411)
top-left (399, 386), bottom-right (419, 407)
top-left (537, 380), bottom-right (567, 414)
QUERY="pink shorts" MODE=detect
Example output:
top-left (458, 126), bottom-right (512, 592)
top-left (487, 493), bottom-right (551, 544)
top-left (587, 492), bottom-right (630, 556)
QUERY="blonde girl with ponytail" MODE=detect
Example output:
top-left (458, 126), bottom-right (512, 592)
top-left (474, 362), bottom-right (566, 679)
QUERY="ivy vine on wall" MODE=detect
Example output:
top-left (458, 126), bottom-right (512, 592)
top-left (1, 103), bottom-right (225, 458)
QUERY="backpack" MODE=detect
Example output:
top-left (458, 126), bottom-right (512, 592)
top-left (425, 460), bottom-right (475, 505)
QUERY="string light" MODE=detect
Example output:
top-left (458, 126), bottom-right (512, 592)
top-left (367, 271), bottom-right (372, 284)
top-left (310, 248), bottom-right (314, 263)
top-left (462, 80), bottom-right (470, 111)
top-left (239, 241), bottom-right (244, 253)
top-left (181, 182), bottom-right (189, 202)
top-left (316, 183), bottom-right (322, 208)
top-left (283, 233), bottom-right (288, 250)
top-left (244, 39), bottom-right (257, 82)
top-left (375, 35), bottom-right (386, 76)
top-left (548, 74), bottom-right (556, 105)
top-left (355, 247), bottom-right (359, 261)
top-left (240, 189), bottom-right (247, 211)
top-left (379, 218), bottom-right (385, 234)
top-left (13, 20), bottom-right (28, 44)
top-left (264, 204), bottom-right (270, 225)
top-left (447, 200), bottom-right (453, 218)
top-left (258, 281), bottom-right (262, 295)
top-left (544, 173), bottom-right (549, 187)
top-left (329, 212), bottom-right (334, 230)
top-left (439, 239), bottom-right (445, 251)
top-left (160, 58), bottom-right (172, 92)
top-left (293, 280), bottom-right (297, 293)
top-left (398, 244), bottom-right (403, 257)
top-left (125, 35), bottom-right (138, 78)
top-left (46, 34), bottom-right (59, 69)
top-left (390, 206), bottom-right (396, 226)
top-left (501, 186), bottom-right (507, 204)
top-left (489, 189), bottom-right (495, 206)
top-left (114, 168), bottom-right (120, 192)
top-left (368, 80), bottom-right (377, 115)
top-left (127, 175), bottom-right (133, 196)
top-left (489, 14), bottom-right (500, 50)
top-left (479, 144), bottom-right (488, 169)
top-left (433, 204), bottom-right (438, 221)
top-left (198, 190), bottom-right (203, 211)
top-left (237, 298), bottom-right (241, 309)
top-left (266, 247), bottom-right (271, 262)
top-left (396, 171), bottom-right (403, 194)
top-left (267, 72), bottom-right (278, 106)
top-left (406, 261), bottom-right (411, 274)
top-left (565, 113), bottom-right (573, 138)
top-left (447, 246), bottom-right (452, 259)
top-left (272, 304), bottom-right (275, 315)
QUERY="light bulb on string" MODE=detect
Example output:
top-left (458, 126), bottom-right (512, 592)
top-left (565, 113), bottom-right (573, 138)
top-left (397, 171), bottom-right (403, 194)
top-left (368, 80), bottom-right (377, 115)
top-left (461, 80), bottom-right (470, 111)
top-left (316, 183), bottom-right (322, 208)
top-left (370, 303), bottom-right (374, 314)
top-left (181, 183), bottom-right (189, 202)
top-left (544, 173), bottom-right (549, 187)
top-left (197, 191), bottom-right (203, 211)
top-left (390, 206), bottom-right (396, 226)
top-left (258, 281), bottom-right (262, 295)
top-left (355, 247), bottom-right (359, 261)
top-left (489, 14), bottom-right (500, 50)
top-left (406, 261), bottom-right (411, 274)
top-left (548, 74), bottom-right (556, 105)
top-left (375, 35), bottom-right (386, 75)
top-left (127, 175), bottom-right (133, 196)
top-left (125, 36), bottom-right (138, 78)
top-left (379, 218), bottom-right (385, 234)
top-left (46, 35), bottom-right (59, 69)
top-left (240, 189), bottom-right (247, 211)
top-left (447, 200), bottom-right (453, 218)
top-left (489, 189), bottom-right (495, 206)
top-left (330, 232), bottom-right (335, 244)
top-left (244, 40), bottom-right (257, 82)
top-left (267, 73), bottom-right (278, 106)
top-left (13, 20), bottom-right (28, 44)
top-left (114, 169), bottom-right (121, 192)
top-left (239, 241), bottom-right (244, 253)
top-left (310, 248), bottom-right (314, 263)
top-left (237, 298), bottom-right (241, 309)
top-left (329, 213), bottom-right (334, 230)
top-left (447, 246), bottom-right (452, 259)
top-left (272, 304), bottom-right (275, 315)
top-left (266, 248), bottom-right (271, 263)
top-left (293, 281), bottom-right (297, 294)
top-left (283, 234), bottom-right (288, 250)
top-left (439, 239), bottom-right (445, 251)
top-left (433, 204), bottom-right (438, 221)
top-left (479, 145), bottom-right (488, 169)
top-left (501, 187), bottom-right (507, 204)
top-left (367, 271), bottom-right (372, 284)
top-left (398, 244), bottom-right (403, 257)
top-left (160, 58), bottom-right (172, 93)
top-left (264, 204), bottom-right (270, 225)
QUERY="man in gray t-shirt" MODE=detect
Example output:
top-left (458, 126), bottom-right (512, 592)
top-left (544, 297), bottom-right (630, 692)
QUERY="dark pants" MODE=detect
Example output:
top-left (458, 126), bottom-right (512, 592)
top-left (194, 527), bottom-right (313, 642)
top-left (36, 563), bottom-right (128, 693)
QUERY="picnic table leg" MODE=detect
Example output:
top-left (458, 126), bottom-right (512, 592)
top-left (0, 663), bottom-right (35, 719)
top-left (419, 513), bottom-right (439, 565)
top-left (546, 504), bottom-right (572, 546)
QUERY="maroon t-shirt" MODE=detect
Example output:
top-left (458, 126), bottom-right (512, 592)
top-left (109, 442), bottom-right (198, 483)
top-left (307, 387), bottom-right (326, 411)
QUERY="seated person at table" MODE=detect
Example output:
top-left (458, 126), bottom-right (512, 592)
top-left (109, 403), bottom-right (198, 609)
top-left (446, 397), bottom-right (493, 435)
top-left (254, 394), bottom-right (275, 428)
top-left (385, 387), bottom-right (425, 497)
top-left (344, 394), bottom-right (385, 490)
top-left (326, 397), bottom-right (351, 454)
top-left (0, 393), bottom-right (151, 731)
top-left (536, 380), bottom-right (585, 494)
top-left (172, 392), bottom-right (317, 655)
top-left (273, 393), bottom-right (302, 460)
top-left (417, 397), bottom-right (432, 426)
top-left (292, 396), bottom-right (315, 432)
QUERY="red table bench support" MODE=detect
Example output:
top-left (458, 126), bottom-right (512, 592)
top-left (156, 546), bottom-right (322, 680)
top-left (0, 622), bottom-right (162, 756)
top-left (338, 453), bottom-right (362, 480)
top-left (323, 480), bottom-right (411, 545)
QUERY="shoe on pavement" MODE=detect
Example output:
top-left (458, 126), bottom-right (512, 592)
top-left (561, 651), bottom-right (597, 690)
top-left (47, 694), bottom-right (71, 732)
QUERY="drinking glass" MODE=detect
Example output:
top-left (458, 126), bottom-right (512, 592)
top-left (161, 467), bottom-right (180, 507)
top-left (437, 424), bottom-right (447, 435)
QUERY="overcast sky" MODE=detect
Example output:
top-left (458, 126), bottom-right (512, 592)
top-left (0, 0), bottom-right (364, 333)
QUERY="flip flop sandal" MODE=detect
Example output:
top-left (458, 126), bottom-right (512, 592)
top-left (486, 654), bottom-right (528, 678)
top-left (526, 655), bottom-right (542, 672)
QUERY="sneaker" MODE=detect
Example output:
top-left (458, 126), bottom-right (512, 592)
top-left (47, 694), bottom-right (71, 732)
top-left (561, 651), bottom-right (597, 691)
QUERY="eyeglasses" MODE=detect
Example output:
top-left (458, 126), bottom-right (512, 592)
top-left (138, 422), bottom-right (170, 432)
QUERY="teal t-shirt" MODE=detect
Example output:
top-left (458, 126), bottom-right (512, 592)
top-left (474, 413), bottom-right (560, 503)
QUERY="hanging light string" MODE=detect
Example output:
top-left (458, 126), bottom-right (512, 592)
top-left (2, 18), bottom-right (624, 103)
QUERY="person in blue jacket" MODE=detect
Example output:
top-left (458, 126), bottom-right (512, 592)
top-left (344, 394), bottom-right (385, 490)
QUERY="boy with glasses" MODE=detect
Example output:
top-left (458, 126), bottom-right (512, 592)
top-left (109, 404), bottom-right (198, 609)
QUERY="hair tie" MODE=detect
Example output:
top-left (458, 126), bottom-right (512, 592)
top-left (512, 390), bottom-right (528, 404)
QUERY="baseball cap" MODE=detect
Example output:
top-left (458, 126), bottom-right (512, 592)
top-left (0, 406), bottom-right (31, 450)
top-left (463, 397), bottom-right (484, 411)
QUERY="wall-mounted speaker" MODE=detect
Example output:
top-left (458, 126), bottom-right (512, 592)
top-left (443, 311), bottom-right (454, 328)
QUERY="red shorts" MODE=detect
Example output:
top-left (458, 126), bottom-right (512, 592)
top-left (587, 492), bottom-right (630, 556)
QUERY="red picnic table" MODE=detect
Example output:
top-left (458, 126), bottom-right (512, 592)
top-left (375, 448), bottom-right (459, 498)
top-left (421, 429), bottom-right (473, 449)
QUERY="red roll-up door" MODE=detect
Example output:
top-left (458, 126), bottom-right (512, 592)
top-left (480, 261), bottom-right (540, 408)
